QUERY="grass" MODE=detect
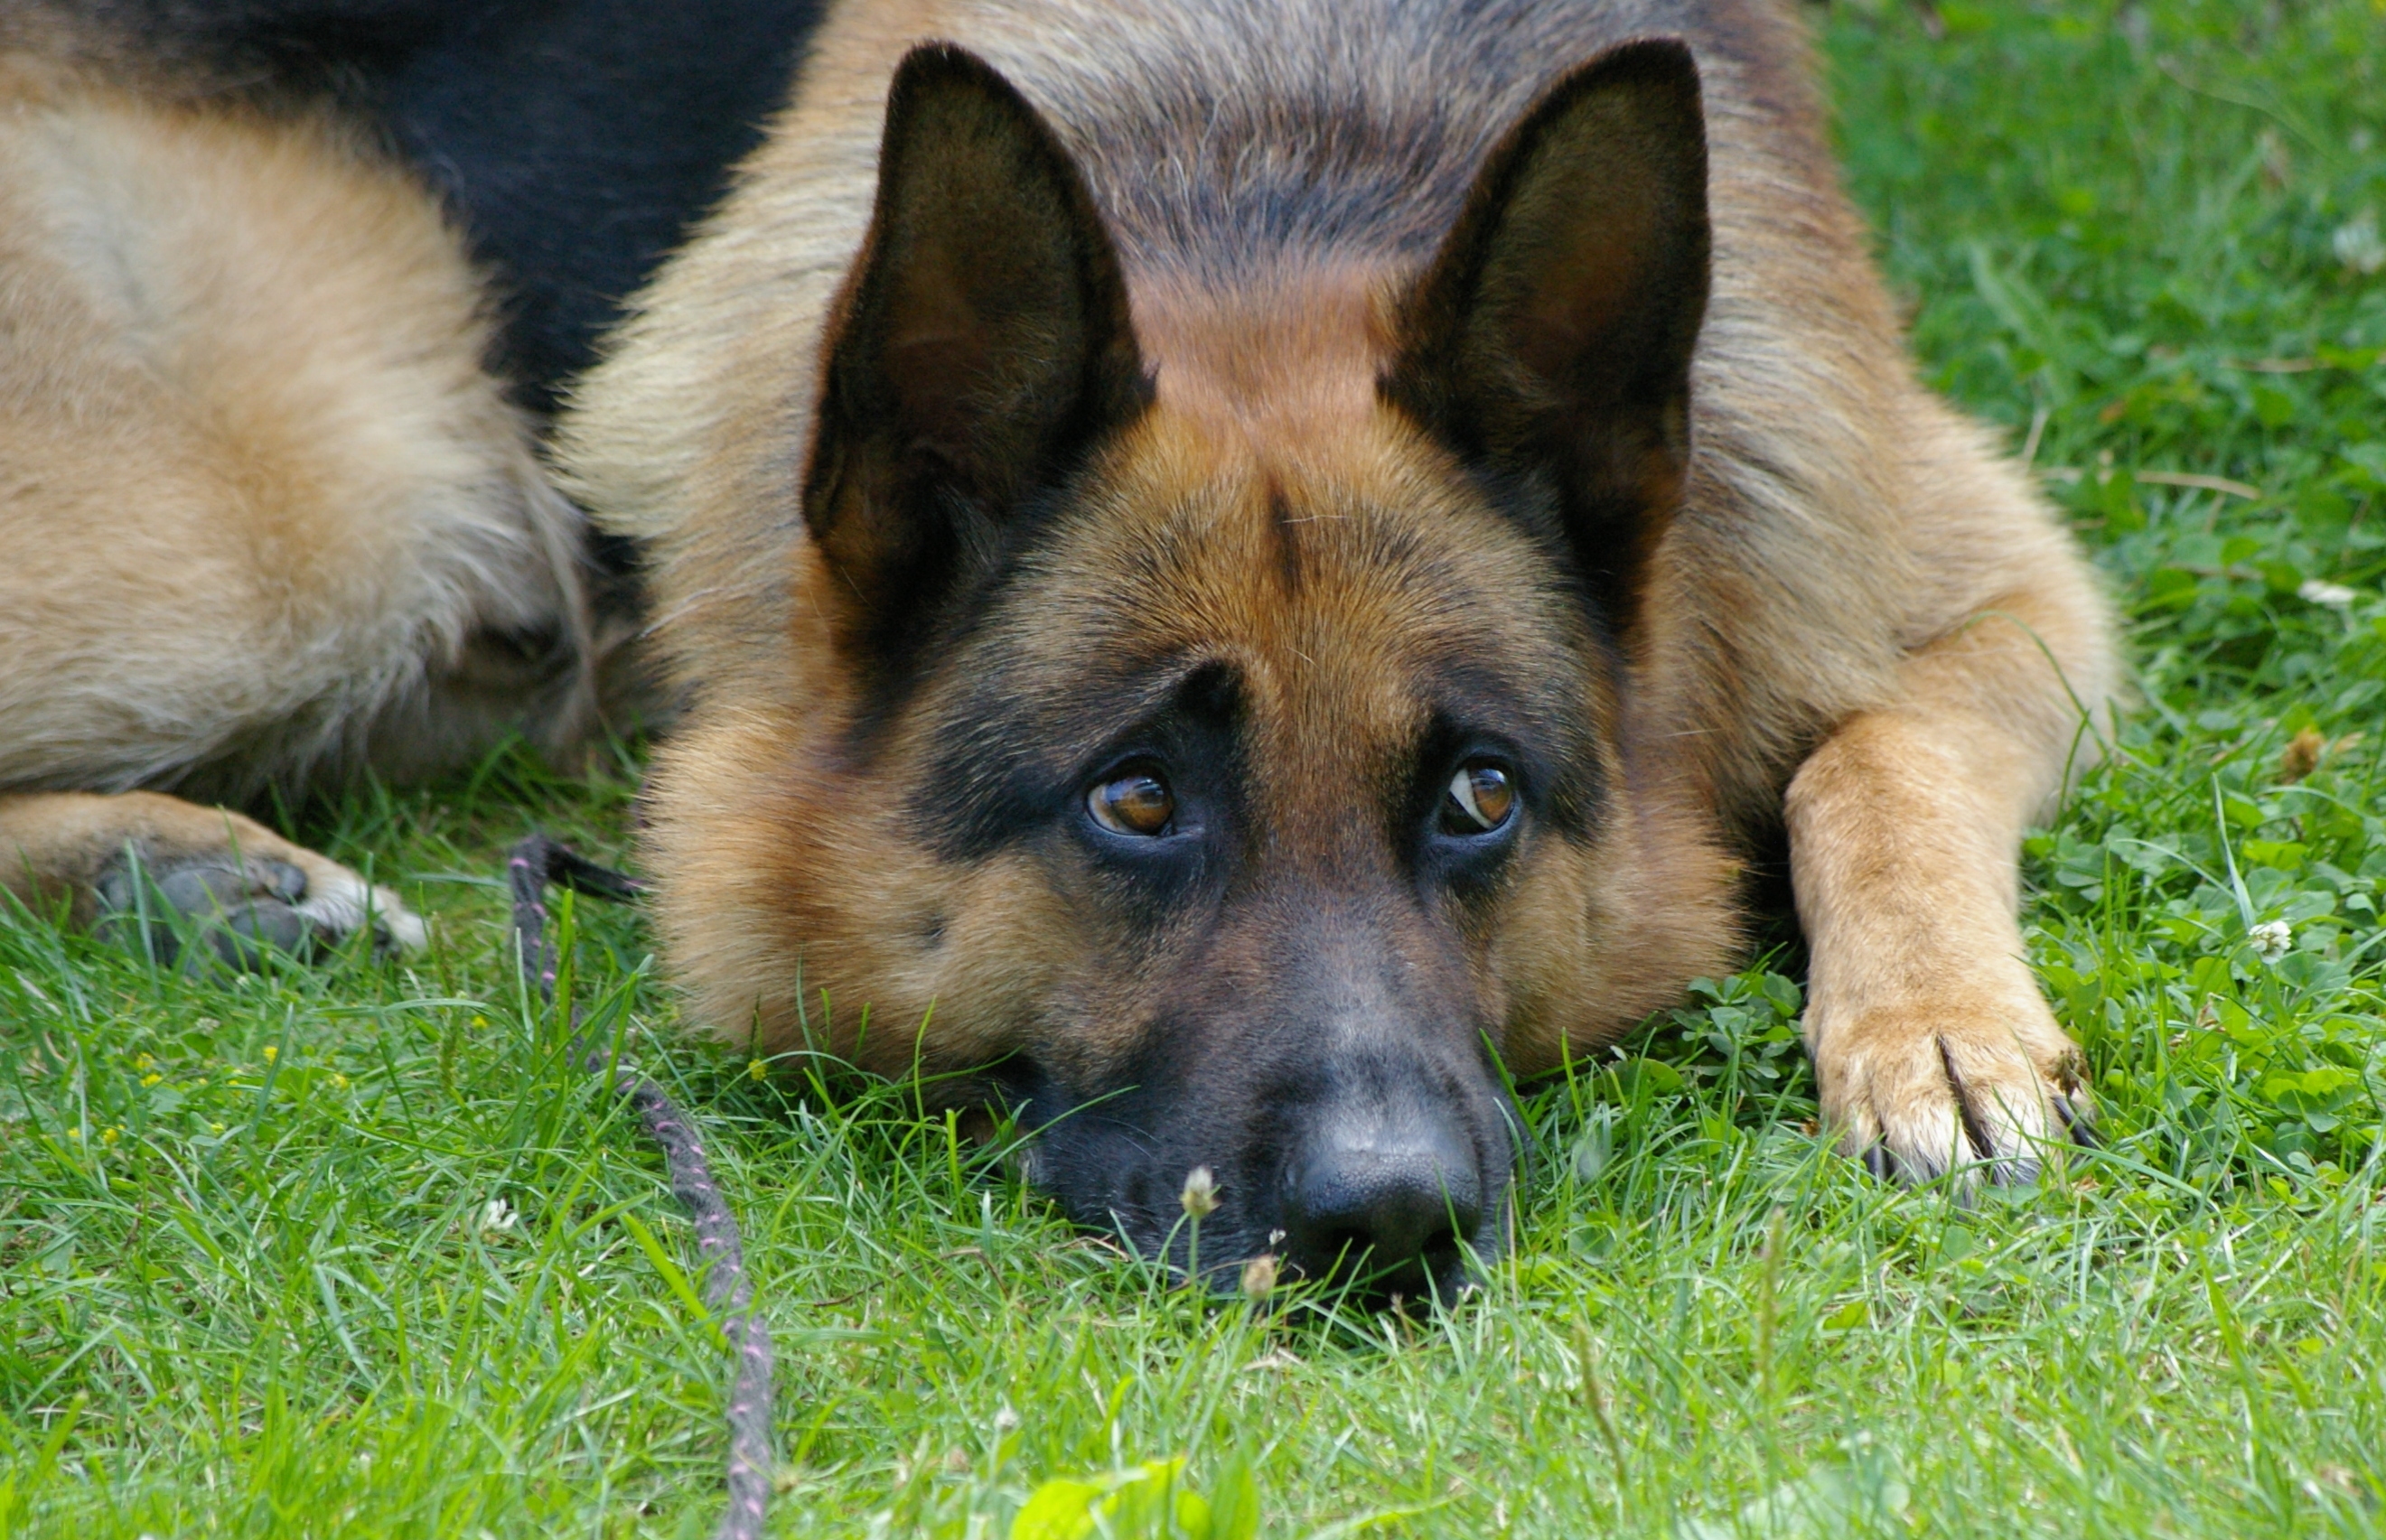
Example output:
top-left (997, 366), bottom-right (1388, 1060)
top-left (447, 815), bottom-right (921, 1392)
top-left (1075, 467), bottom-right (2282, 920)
top-left (5, 1), bottom-right (2386, 1534)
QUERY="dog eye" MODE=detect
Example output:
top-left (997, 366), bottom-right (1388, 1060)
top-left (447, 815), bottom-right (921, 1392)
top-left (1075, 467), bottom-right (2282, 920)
top-left (1089, 770), bottom-right (1175, 836)
top-left (1441, 761), bottom-right (1515, 835)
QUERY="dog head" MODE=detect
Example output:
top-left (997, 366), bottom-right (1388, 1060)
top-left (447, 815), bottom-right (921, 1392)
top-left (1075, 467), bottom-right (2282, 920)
top-left (652, 40), bottom-right (1743, 1298)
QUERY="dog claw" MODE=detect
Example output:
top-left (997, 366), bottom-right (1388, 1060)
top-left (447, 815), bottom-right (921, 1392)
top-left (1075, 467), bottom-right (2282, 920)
top-left (2054, 1091), bottom-right (2100, 1148)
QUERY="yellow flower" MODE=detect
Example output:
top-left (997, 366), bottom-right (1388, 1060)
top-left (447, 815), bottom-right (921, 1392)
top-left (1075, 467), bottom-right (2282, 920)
top-left (748, 1058), bottom-right (767, 1079)
top-left (100, 1126), bottom-right (119, 1146)
top-left (67, 1127), bottom-right (81, 1141)
top-left (262, 1045), bottom-right (278, 1063)
top-left (472, 1015), bottom-right (489, 1030)
top-left (142, 1073), bottom-right (163, 1087)
top-left (332, 1073), bottom-right (351, 1090)
top-left (135, 1053), bottom-right (155, 1071)
top-left (210, 1122), bottom-right (226, 1134)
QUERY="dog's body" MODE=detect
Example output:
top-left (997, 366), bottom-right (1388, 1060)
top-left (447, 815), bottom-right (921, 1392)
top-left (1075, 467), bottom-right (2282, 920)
top-left (0, 0), bottom-right (820, 945)
top-left (4, 0), bottom-right (2117, 1291)
top-left (563, 0), bottom-right (2118, 1287)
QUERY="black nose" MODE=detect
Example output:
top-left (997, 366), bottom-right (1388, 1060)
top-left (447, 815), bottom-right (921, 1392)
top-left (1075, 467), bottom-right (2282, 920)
top-left (1282, 1116), bottom-right (1483, 1292)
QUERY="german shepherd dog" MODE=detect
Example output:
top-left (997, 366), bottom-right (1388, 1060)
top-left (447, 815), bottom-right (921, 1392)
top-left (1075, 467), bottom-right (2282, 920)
top-left (4, 1), bottom-right (2117, 1296)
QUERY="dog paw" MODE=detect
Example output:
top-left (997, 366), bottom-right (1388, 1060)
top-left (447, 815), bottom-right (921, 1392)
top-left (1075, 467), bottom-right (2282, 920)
top-left (1813, 985), bottom-right (2093, 1188)
top-left (96, 847), bottom-right (426, 970)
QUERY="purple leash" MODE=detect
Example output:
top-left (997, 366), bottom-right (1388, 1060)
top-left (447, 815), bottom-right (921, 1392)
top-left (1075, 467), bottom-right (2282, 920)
top-left (508, 835), bottom-right (774, 1540)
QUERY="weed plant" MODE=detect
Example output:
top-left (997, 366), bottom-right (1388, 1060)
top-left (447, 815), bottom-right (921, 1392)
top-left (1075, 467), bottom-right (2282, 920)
top-left (5, 3), bottom-right (2385, 1535)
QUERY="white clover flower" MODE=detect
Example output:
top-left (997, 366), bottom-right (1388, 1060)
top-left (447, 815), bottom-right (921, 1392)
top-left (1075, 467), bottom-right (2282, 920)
top-left (2299, 578), bottom-right (2359, 609)
top-left (2250, 920), bottom-right (2293, 966)
top-left (2334, 211), bottom-right (2385, 276)
top-left (479, 1197), bottom-right (518, 1236)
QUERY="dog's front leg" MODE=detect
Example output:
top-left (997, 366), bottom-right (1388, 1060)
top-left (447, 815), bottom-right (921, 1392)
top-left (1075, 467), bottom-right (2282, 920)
top-left (0, 791), bottom-right (425, 965)
top-left (1785, 587), bottom-right (2107, 1185)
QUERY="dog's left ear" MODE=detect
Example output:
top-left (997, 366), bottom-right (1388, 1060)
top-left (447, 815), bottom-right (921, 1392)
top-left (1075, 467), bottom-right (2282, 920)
top-left (805, 43), bottom-right (1149, 664)
top-left (1382, 39), bottom-right (1710, 648)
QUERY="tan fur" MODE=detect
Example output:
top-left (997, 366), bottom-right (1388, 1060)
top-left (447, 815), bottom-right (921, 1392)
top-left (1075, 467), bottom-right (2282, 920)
top-left (561, 0), bottom-right (2118, 1181)
top-left (0, 55), bottom-right (602, 946)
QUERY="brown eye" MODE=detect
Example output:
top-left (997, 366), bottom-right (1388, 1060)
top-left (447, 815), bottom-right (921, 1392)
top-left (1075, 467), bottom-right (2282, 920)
top-left (1090, 770), bottom-right (1175, 836)
top-left (1441, 761), bottom-right (1515, 835)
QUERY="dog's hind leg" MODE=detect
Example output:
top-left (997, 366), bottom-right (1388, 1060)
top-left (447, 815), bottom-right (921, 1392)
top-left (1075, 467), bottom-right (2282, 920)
top-left (1785, 544), bottom-right (2115, 1187)
top-left (0, 72), bottom-right (594, 958)
top-left (1, 792), bottom-right (425, 963)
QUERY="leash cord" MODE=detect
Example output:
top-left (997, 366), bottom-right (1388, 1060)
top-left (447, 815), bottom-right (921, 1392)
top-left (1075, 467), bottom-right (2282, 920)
top-left (507, 835), bottom-right (774, 1540)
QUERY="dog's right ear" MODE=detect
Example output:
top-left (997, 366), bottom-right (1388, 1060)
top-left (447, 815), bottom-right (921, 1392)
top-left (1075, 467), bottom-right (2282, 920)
top-left (805, 44), bottom-right (1148, 664)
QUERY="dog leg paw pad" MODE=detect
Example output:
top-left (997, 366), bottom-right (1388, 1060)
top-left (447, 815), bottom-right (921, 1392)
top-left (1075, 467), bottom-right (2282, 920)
top-left (97, 855), bottom-right (324, 971)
